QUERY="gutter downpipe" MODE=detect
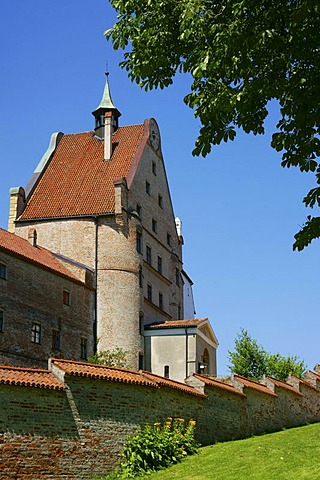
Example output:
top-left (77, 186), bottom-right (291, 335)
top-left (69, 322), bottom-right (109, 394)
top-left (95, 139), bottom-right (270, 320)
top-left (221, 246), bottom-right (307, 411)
top-left (93, 215), bottom-right (100, 354)
top-left (185, 326), bottom-right (188, 379)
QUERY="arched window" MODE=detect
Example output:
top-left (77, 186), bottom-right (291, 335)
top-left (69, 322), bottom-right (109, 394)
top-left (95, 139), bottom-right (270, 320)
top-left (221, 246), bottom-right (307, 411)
top-left (202, 348), bottom-right (210, 374)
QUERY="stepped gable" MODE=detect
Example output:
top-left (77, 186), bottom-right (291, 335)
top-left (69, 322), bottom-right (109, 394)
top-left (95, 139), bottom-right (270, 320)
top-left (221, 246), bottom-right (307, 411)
top-left (19, 124), bottom-right (145, 220)
top-left (264, 376), bottom-right (303, 396)
top-left (0, 365), bottom-right (65, 390)
top-left (145, 318), bottom-right (208, 330)
top-left (0, 228), bottom-right (83, 284)
top-left (234, 374), bottom-right (278, 397)
top-left (141, 371), bottom-right (206, 398)
top-left (194, 374), bottom-right (246, 397)
top-left (50, 358), bottom-right (157, 387)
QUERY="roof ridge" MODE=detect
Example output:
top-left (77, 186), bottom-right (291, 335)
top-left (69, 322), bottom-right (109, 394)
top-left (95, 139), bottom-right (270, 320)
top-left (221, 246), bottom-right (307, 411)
top-left (141, 370), bottom-right (188, 386)
top-left (51, 357), bottom-right (142, 375)
top-left (0, 229), bottom-right (84, 285)
top-left (0, 364), bottom-right (51, 374)
top-left (194, 373), bottom-right (246, 396)
top-left (140, 371), bottom-right (206, 398)
top-left (235, 374), bottom-right (265, 386)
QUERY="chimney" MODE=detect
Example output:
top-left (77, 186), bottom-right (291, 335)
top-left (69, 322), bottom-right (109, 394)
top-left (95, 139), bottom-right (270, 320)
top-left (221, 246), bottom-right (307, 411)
top-left (28, 229), bottom-right (37, 247)
top-left (8, 187), bottom-right (25, 233)
top-left (113, 177), bottom-right (128, 215)
top-left (104, 112), bottom-right (113, 161)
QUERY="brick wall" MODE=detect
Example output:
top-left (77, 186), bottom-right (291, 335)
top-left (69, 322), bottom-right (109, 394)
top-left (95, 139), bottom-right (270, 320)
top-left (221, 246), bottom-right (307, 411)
top-left (0, 251), bottom-right (94, 368)
top-left (0, 375), bottom-right (200, 479)
top-left (1, 364), bottom-right (320, 479)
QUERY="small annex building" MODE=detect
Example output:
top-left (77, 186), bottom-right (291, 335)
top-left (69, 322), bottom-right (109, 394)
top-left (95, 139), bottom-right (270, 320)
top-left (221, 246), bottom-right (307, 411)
top-left (145, 318), bottom-right (218, 382)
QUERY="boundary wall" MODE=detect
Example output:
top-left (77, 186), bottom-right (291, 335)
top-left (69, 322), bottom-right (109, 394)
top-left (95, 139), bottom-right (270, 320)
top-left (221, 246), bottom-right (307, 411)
top-left (1, 359), bottom-right (320, 479)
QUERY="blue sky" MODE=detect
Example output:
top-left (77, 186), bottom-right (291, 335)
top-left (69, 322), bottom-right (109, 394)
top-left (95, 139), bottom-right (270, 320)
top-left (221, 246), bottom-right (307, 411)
top-left (1, 1), bottom-right (319, 375)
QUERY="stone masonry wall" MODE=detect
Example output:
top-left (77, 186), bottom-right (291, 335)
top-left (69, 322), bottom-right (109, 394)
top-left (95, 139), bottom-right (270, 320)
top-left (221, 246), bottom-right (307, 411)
top-left (1, 367), bottom-right (320, 479)
top-left (0, 251), bottom-right (94, 368)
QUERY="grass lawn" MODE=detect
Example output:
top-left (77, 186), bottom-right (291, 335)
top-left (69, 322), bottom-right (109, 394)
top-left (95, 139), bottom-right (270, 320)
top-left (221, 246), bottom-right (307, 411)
top-left (147, 423), bottom-right (320, 480)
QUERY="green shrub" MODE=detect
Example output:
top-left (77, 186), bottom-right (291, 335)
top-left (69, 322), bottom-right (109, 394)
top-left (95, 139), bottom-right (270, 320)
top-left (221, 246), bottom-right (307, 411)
top-left (102, 417), bottom-right (198, 478)
top-left (88, 347), bottom-right (128, 368)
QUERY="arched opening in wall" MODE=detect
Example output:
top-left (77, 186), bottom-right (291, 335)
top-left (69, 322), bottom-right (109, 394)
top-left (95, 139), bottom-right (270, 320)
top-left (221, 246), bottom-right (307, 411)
top-left (200, 348), bottom-right (210, 375)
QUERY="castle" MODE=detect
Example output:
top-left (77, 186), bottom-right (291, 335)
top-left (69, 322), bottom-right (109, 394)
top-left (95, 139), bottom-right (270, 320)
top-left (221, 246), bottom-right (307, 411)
top-left (0, 72), bottom-right (218, 381)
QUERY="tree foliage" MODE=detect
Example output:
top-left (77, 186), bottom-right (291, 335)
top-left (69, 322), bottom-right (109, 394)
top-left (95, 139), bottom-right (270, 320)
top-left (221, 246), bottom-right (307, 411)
top-left (106, 0), bottom-right (320, 249)
top-left (228, 329), bottom-right (306, 381)
top-left (88, 347), bottom-right (128, 368)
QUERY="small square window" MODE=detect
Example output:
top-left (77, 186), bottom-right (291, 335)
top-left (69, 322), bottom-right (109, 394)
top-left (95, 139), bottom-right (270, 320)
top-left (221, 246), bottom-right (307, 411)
top-left (147, 283), bottom-right (152, 302)
top-left (0, 311), bottom-right (4, 333)
top-left (80, 337), bottom-right (88, 360)
top-left (136, 230), bottom-right (142, 254)
top-left (32, 323), bottom-right (41, 344)
top-left (146, 245), bottom-right (152, 265)
top-left (157, 256), bottom-right (162, 275)
top-left (63, 290), bottom-right (71, 306)
top-left (159, 292), bottom-right (163, 310)
top-left (52, 329), bottom-right (61, 351)
top-left (152, 161), bottom-right (157, 175)
top-left (152, 218), bottom-right (157, 233)
top-left (158, 194), bottom-right (163, 208)
top-left (0, 263), bottom-right (7, 280)
top-left (146, 181), bottom-right (151, 196)
top-left (167, 233), bottom-right (172, 246)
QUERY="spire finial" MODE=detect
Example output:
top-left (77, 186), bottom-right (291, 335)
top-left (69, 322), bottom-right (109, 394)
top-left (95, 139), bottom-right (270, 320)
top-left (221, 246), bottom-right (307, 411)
top-left (92, 68), bottom-right (122, 137)
top-left (93, 69), bottom-right (118, 113)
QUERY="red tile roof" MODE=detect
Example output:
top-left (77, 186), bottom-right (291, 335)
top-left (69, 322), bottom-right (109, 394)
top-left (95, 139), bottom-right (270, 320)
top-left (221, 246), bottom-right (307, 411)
top-left (50, 358), bottom-right (157, 387)
top-left (141, 371), bottom-right (206, 398)
top-left (0, 228), bottom-right (84, 284)
top-left (145, 318), bottom-right (208, 330)
top-left (234, 375), bottom-right (278, 397)
top-left (194, 374), bottom-right (246, 397)
top-left (19, 124), bottom-right (145, 220)
top-left (0, 365), bottom-right (65, 390)
top-left (265, 376), bottom-right (303, 396)
top-left (50, 359), bottom-right (205, 397)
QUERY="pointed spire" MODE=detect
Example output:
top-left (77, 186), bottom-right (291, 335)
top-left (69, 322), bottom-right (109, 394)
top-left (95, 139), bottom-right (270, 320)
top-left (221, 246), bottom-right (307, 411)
top-left (93, 72), bottom-right (117, 112)
top-left (92, 71), bottom-right (121, 139)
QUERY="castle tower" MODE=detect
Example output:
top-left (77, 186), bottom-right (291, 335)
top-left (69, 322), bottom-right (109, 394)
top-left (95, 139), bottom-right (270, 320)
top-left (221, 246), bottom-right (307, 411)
top-left (10, 72), bottom-right (184, 370)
